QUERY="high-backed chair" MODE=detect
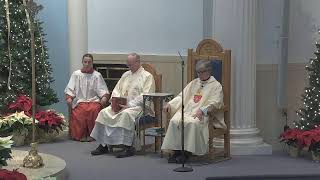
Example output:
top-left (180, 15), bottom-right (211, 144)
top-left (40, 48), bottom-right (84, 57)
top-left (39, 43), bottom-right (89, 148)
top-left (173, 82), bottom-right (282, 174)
top-left (138, 63), bottom-right (162, 151)
top-left (141, 63), bottom-right (162, 95)
top-left (187, 39), bottom-right (231, 161)
top-left (107, 63), bottom-right (162, 152)
top-left (140, 63), bottom-right (162, 128)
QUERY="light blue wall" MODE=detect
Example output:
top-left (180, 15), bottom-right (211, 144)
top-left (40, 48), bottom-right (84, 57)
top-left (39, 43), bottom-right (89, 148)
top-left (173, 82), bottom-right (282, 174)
top-left (37, 0), bottom-right (69, 116)
top-left (88, 0), bottom-right (203, 56)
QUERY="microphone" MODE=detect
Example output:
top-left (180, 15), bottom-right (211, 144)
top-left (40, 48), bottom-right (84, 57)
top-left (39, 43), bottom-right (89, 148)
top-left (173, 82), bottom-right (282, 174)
top-left (178, 51), bottom-right (185, 66)
top-left (173, 51), bottom-right (193, 172)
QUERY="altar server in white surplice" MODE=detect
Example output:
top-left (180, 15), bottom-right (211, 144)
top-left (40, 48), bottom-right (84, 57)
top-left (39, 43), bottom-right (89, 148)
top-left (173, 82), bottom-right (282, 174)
top-left (65, 53), bottom-right (110, 142)
top-left (90, 53), bottom-right (155, 158)
top-left (161, 60), bottom-right (225, 163)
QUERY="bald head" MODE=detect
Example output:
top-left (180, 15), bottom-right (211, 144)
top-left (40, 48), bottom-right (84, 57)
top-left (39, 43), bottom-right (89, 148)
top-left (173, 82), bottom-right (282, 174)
top-left (127, 53), bottom-right (141, 73)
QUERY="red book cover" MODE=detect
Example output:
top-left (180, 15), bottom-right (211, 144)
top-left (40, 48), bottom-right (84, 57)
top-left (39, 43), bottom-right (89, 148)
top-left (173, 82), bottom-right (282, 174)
top-left (111, 97), bottom-right (127, 112)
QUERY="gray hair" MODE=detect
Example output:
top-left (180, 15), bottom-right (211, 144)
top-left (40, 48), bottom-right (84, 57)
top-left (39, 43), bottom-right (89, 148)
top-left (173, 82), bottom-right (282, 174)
top-left (128, 52), bottom-right (140, 62)
top-left (195, 60), bottom-right (212, 73)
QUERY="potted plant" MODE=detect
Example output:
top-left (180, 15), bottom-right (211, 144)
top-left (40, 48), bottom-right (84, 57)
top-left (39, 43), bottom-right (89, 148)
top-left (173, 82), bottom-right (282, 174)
top-left (0, 136), bottom-right (13, 167)
top-left (299, 128), bottom-right (320, 161)
top-left (0, 169), bottom-right (27, 180)
top-left (4, 95), bottom-right (66, 143)
top-left (280, 128), bottom-right (304, 157)
top-left (0, 112), bottom-right (33, 146)
top-left (35, 110), bottom-right (65, 143)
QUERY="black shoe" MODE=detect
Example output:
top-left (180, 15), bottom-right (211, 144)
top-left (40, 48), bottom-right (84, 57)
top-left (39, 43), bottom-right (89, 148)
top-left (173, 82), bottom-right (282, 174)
top-left (168, 156), bottom-right (178, 163)
top-left (116, 147), bottom-right (135, 158)
top-left (167, 151), bottom-right (181, 163)
top-left (176, 151), bottom-right (191, 164)
top-left (91, 144), bottom-right (109, 156)
top-left (176, 155), bottom-right (189, 164)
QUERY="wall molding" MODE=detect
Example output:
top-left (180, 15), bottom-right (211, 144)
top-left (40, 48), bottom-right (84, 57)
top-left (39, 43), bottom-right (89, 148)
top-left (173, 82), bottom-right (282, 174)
top-left (257, 63), bottom-right (307, 72)
top-left (92, 53), bottom-right (182, 64)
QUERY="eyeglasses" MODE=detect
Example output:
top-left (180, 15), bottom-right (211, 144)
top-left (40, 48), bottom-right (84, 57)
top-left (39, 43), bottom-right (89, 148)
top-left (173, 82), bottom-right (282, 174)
top-left (196, 70), bottom-right (207, 74)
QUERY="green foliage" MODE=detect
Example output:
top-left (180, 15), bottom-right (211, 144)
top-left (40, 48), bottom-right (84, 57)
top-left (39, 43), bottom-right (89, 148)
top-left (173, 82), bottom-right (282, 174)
top-left (0, 111), bottom-right (33, 137)
top-left (0, 148), bottom-right (12, 166)
top-left (0, 0), bottom-right (58, 113)
top-left (0, 136), bottom-right (13, 166)
top-left (294, 43), bottom-right (320, 130)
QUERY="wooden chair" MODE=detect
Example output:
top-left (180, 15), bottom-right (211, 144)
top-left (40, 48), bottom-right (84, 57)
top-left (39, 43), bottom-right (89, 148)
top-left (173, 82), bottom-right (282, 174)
top-left (141, 63), bottom-right (162, 95)
top-left (138, 63), bottom-right (162, 151)
top-left (187, 39), bottom-right (231, 161)
top-left (109, 63), bottom-right (162, 152)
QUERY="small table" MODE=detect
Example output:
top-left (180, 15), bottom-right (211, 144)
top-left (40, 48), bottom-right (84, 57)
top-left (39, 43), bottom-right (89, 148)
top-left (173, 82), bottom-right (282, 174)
top-left (141, 93), bottom-right (174, 157)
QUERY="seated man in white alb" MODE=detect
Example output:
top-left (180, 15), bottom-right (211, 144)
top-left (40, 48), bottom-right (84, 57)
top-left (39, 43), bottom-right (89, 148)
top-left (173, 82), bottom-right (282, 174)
top-left (161, 60), bottom-right (226, 163)
top-left (90, 53), bottom-right (155, 158)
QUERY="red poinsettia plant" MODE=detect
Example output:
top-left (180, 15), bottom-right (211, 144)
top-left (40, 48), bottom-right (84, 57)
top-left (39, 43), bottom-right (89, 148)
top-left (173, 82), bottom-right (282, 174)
top-left (298, 128), bottom-right (320, 156)
top-left (280, 128), bottom-right (304, 148)
top-left (6, 95), bottom-right (65, 132)
top-left (35, 110), bottom-right (64, 132)
top-left (8, 95), bottom-right (32, 116)
top-left (0, 169), bottom-right (27, 180)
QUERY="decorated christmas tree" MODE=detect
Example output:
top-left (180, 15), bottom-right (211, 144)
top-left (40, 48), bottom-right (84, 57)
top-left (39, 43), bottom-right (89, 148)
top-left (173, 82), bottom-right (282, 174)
top-left (0, 0), bottom-right (58, 113)
top-left (294, 39), bottom-right (320, 130)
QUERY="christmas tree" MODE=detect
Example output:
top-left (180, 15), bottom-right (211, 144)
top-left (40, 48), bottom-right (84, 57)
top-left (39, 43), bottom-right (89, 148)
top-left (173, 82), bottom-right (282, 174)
top-left (0, 0), bottom-right (58, 113)
top-left (294, 40), bottom-right (320, 130)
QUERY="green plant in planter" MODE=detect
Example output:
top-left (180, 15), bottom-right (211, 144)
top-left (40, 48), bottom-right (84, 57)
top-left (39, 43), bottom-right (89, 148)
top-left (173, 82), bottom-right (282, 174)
top-left (309, 141), bottom-right (320, 157)
top-left (0, 111), bottom-right (33, 145)
top-left (300, 128), bottom-right (320, 158)
top-left (0, 136), bottom-right (13, 166)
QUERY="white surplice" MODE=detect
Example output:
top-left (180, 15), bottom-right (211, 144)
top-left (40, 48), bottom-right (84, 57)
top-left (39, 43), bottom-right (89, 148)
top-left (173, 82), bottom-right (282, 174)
top-left (64, 70), bottom-right (109, 108)
top-left (161, 76), bottom-right (225, 155)
top-left (91, 66), bottom-right (155, 146)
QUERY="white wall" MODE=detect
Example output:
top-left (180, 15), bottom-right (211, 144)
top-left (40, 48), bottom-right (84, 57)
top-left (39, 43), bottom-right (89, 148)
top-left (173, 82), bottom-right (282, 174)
top-left (87, 0), bottom-right (203, 56)
top-left (256, 0), bottom-right (284, 64)
top-left (288, 0), bottom-right (320, 63)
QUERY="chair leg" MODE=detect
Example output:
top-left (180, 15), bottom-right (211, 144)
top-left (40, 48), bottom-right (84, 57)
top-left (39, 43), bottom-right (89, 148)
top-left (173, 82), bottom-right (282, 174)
top-left (68, 106), bottom-right (72, 139)
top-left (224, 134), bottom-right (230, 158)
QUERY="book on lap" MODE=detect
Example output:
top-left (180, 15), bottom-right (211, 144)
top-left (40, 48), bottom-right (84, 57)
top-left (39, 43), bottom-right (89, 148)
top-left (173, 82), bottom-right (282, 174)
top-left (111, 97), bottom-right (127, 112)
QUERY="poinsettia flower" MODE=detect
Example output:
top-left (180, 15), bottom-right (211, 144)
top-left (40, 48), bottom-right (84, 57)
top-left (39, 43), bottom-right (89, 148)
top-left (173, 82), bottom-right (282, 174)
top-left (0, 169), bottom-right (27, 180)
top-left (280, 128), bottom-right (303, 140)
top-left (5, 95), bottom-right (65, 132)
top-left (8, 95), bottom-right (32, 116)
top-left (35, 110), bottom-right (64, 127)
top-left (0, 136), bottom-right (13, 149)
top-left (299, 128), bottom-right (320, 147)
top-left (0, 111), bottom-right (34, 128)
top-left (280, 128), bottom-right (304, 147)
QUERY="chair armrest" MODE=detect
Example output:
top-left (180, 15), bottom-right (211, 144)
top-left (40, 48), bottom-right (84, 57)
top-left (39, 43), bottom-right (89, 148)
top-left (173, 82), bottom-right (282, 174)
top-left (207, 105), bottom-right (228, 116)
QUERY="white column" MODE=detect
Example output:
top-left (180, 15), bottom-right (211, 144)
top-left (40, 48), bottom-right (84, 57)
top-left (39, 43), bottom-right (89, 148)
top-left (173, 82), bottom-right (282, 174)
top-left (68, 0), bottom-right (88, 74)
top-left (212, 0), bottom-right (272, 155)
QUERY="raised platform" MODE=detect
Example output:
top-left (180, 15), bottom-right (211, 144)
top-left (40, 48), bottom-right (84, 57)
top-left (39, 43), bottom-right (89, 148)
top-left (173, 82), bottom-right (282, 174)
top-left (2, 150), bottom-right (66, 180)
top-left (11, 139), bottom-right (320, 180)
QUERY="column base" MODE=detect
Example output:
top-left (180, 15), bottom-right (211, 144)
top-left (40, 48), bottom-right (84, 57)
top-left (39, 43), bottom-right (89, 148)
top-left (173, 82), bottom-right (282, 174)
top-left (213, 128), bottom-right (273, 155)
top-left (213, 142), bottom-right (272, 155)
top-left (230, 128), bottom-right (272, 155)
top-left (230, 142), bottom-right (272, 155)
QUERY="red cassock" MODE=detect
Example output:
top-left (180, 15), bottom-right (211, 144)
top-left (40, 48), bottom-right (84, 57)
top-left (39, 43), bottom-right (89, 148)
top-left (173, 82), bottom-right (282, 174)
top-left (70, 102), bottom-right (102, 141)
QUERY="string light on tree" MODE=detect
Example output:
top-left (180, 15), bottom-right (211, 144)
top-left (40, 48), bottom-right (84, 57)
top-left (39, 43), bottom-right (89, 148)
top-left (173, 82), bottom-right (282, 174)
top-left (295, 30), bottom-right (320, 130)
top-left (0, 0), bottom-right (58, 112)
